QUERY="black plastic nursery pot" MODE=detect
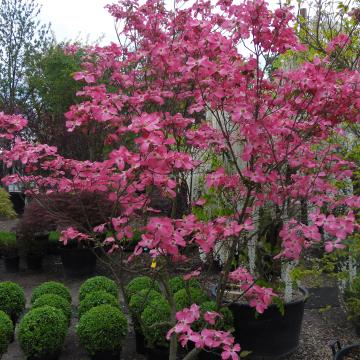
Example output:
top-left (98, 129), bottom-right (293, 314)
top-left (198, 349), bottom-right (221, 359)
top-left (229, 287), bottom-right (308, 359)
top-left (26, 254), bottom-right (43, 271)
top-left (135, 328), bottom-right (147, 355)
top-left (146, 346), bottom-right (170, 360)
top-left (331, 341), bottom-right (360, 359)
top-left (60, 247), bottom-right (97, 277)
top-left (4, 256), bottom-right (20, 272)
top-left (90, 349), bottom-right (121, 360)
top-left (27, 352), bottom-right (60, 360)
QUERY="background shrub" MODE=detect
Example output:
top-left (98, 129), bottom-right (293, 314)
top-left (141, 297), bottom-right (171, 348)
top-left (31, 281), bottom-right (71, 304)
top-left (18, 306), bottom-right (67, 359)
top-left (78, 291), bottom-right (118, 318)
top-left (168, 276), bottom-right (200, 294)
top-left (0, 232), bottom-right (17, 257)
top-left (32, 294), bottom-right (72, 325)
top-left (0, 187), bottom-right (16, 219)
top-left (174, 287), bottom-right (209, 311)
top-left (125, 276), bottom-right (160, 298)
top-left (129, 289), bottom-right (163, 318)
top-left (79, 276), bottom-right (118, 301)
top-left (0, 282), bottom-right (25, 322)
top-left (0, 310), bottom-right (13, 356)
top-left (77, 305), bottom-right (128, 356)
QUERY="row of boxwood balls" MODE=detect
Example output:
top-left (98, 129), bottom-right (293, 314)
top-left (0, 276), bottom-right (129, 359)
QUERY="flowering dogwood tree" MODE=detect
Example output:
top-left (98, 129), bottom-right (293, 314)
top-left (1, 0), bottom-right (360, 358)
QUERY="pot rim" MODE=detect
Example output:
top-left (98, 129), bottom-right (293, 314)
top-left (211, 285), bottom-right (309, 306)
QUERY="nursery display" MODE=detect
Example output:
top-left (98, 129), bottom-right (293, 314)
top-left (1, 0), bottom-right (360, 358)
top-left (0, 282), bottom-right (26, 323)
top-left (0, 232), bottom-right (19, 272)
top-left (18, 305), bottom-right (68, 360)
top-left (76, 304), bottom-right (128, 360)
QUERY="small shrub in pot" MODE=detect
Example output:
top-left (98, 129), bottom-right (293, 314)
top-left (0, 281), bottom-right (25, 323)
top-left (169, 275), bottom-right (201, 294)
top-left (18, 305), bottom-right (68, 360)
top-left (0, 232), bottom-right (19, 272)
top-left (141, 297), bottom-right (171, 350)
top-left (174, 287), bottom-right (209, 311)
top-left (125, 276), bottom-right (160, 298)
top-left (78, 291), bottom-right (118, 318)
top-left (77, 304), bottom-right (128, 360)
top-left (0, 310), bottom-right (14, 357)
top-left (31, 281), bottom-right (71, 304)
top-left (32, 294), bottom-right (72, 325)
top-left (79, 276), bottom-right (118, 301)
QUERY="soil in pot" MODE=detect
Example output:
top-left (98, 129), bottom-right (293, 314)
top-left (90, 350), bottom-right (121, 360)
top-left (146, 346), bottom-right (169, 360)
top-left (26, 254), bottom-right (43, 270)
top-left (4, 256), bottom-right (20, 272)
top-left (226, 286), bottom-right (308, 359)
top-left (60, 247), bottom-right (97, 277)
top-left (27, 352), bottom-right (60, 360)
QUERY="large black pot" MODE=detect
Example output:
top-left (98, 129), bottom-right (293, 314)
top-left (90, 349), bottom-right (121, 360)
top-left (26, 254), bottom-right (43, 271)
top-left (146, 346), bottom-right (169, 360)
top-left (331, 341), bottom-right (360, 359)
top-left (27, 352), bottom-right (59, 360)
top-left (60, 248), bottom-right (97, 277)
top-left (4, 256), bottom-right (20, 272)
top-left (228, 287), bottom-right (308, 359)
top-left (198, 349), bottom-right (221, 359)
top-left (134, 328), bottom-right (147, 355)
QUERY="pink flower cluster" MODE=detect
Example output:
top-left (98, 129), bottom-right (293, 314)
top-left (167, 304), bottom-right (241, 360)
top-left (228, 268), bottom-right (276, 314)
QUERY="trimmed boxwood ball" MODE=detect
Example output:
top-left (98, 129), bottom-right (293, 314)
top-left (125, 276), bottom-right (160, 298)
top-left (195, 301), bottom-right (233, 331)
top-left (78, 291), bottom-right (118, 319)
top-left (31, 281), bottom-right (71, 304)
top-left (77, 304), bottom-right (128, 357)
top-left (168, 276), bottom-right (200, 294)
top-left (141, 297), bottom-right (171, 348)
top-left (0, 282), bottom-right (26, 322)
top-left (18, 305), bottom-right (67, 360)
top-left (0, 310), bottom-right (13, 356)
top-left (174, 287), bottom-right (209, 311)
top-left (129, 289), bottom-right (164, 317)
top-left (32, 294), bottom-right (72, 325)
top-left (79, 276), bottom-right (118, 302)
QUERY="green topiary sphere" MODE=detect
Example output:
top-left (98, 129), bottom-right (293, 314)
top-left (174, 287), bottom-right (209, 311)
top-left (31, 281), bottom-right (71, 305)
top-left (168, 276), bottom-right (200, 294)
top-left (0, 282), bottom-right (26, 322)
top-left (32, 294), bottom-right (72, 325)
top-left (77, 305), bottom-right (128, 356)
top-left (78, 291), bottom-right (118, 318)
top-left (141, 297), bottom-right (171, 348)
top-left (18, 305), bottom-right (68, 359)
top-left (79, 276), bottom-right (118, 302)
top-left (125, 276), bottom-right (160, 298)
top-left (0, 310), bottom-right (13, 356)
top-left (129, 289), bottom-right (164, 317)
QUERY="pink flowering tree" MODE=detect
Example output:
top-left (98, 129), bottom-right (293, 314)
top-left (2, 0), bottom-right (360, 358)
